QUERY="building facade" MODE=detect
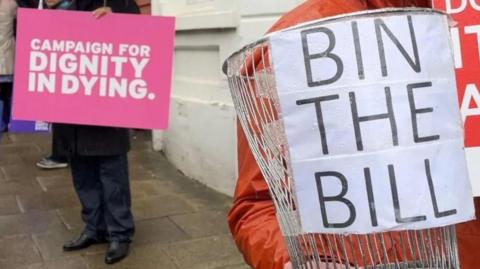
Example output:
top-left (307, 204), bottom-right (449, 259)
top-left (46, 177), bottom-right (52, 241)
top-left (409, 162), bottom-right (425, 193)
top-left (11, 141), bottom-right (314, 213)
top-left (151, 0), bottom-right (304, 195)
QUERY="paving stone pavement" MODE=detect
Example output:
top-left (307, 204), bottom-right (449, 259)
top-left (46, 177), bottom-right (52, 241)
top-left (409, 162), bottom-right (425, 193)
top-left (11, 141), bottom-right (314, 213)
top-left (0, 131), bottom-right (249, 269)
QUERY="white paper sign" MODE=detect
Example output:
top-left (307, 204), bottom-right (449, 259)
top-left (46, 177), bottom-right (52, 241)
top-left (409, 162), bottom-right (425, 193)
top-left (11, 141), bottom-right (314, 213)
top-left (269, 10), bottom-right (475, 234)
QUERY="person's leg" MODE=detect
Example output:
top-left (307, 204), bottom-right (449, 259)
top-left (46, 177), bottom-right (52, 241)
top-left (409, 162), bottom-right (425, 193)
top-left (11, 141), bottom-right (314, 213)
top-left (98, 154), bottom-right (134, 264)
top-left (65, 155), bottom-right (108, 249)
top-left (48, 155), bottom-right (69, 163)
top-left (49, 126), bottom-right (68, 163)
top-left (3, 82), bottom-right (12, 127)
top-left (37, 125), bottom-right (69, 169)
top-left (0, 99), bottom-right (4, 133)
top-left (99, 154), bottom-right (134, 241)
top-left (0, 82), bottom-right (12, 131)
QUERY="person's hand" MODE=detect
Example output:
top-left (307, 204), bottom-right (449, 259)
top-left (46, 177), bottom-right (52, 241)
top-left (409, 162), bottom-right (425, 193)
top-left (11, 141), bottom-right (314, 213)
top-left (92, 6), bottom-right (113, 19)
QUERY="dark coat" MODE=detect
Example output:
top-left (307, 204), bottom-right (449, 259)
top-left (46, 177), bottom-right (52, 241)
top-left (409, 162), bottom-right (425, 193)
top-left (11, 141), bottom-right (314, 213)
top-left (15, 0), bottom-right (140, 12)
top-left (15, 0), bottom-right (38, 8)
top-left (78, 0), bottom-right (140, 14)
top-left (53, 124), bottom-right (131, 157)
top-left (52, 0), bottom-right (140, 157)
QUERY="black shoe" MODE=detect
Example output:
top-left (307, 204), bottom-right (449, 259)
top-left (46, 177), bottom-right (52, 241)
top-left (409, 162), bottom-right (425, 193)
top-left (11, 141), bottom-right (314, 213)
top-left (105, 241), bottom-right (129, 265)
top-left (63, 233), bottom-right (106, 252)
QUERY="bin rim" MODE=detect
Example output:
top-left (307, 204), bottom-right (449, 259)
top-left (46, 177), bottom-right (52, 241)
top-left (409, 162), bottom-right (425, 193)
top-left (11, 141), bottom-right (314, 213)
top-left (221, 7), bottom-right (445, 75)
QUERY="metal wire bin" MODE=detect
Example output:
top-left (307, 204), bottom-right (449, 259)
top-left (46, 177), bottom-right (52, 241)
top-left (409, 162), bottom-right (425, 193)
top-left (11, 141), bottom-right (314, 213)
top-left (223, 8), bottom-right (461, 269)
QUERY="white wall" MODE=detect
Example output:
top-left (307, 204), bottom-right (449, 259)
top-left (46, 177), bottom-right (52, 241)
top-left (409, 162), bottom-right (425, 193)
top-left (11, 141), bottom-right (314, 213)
top-left (152, 0), bottom-right (304, 195)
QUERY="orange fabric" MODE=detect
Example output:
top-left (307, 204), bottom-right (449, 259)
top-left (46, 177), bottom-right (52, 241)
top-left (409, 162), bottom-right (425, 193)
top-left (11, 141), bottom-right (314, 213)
top-left (228, 123), bottom-right (288, 269)
top-left (227, 1), bottom-right (480, 269)
top-left (457, 199), bottom-right (480, 269)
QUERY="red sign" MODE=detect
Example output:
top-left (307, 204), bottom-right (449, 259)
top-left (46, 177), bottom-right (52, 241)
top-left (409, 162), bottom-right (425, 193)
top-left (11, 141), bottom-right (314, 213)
top-left (433, 0), bottom-right (480, 147)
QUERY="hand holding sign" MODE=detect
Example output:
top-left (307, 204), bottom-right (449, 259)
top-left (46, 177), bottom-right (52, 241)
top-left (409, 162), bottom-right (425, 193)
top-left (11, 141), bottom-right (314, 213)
top-left (92, 6), bottom-right (112, 19)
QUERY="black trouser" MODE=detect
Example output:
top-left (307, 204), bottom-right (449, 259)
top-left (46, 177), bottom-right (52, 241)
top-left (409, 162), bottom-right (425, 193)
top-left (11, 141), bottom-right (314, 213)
top-left (50, 127), bottom-right (68, 163)
top-left (70, 154), bottom-right (134, 242)
top-left (0, 82), bottom-right (12, 130)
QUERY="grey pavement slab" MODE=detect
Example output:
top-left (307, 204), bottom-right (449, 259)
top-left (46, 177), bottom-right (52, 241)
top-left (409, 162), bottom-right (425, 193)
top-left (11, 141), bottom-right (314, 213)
top-left (162, 234), bottom-right (245, 269)
top-left (84, 242), bottom-right (179, 269)
top-left (7, 133), bottom-right (50, 144)
top-left (130, 179), bottom-right (176, 198)
top-left (1, 164), bottom-right (37, 182)
top-left (0, 152), bottom-right (23, 166)
top-left (0, 179), bottom-right (44, 196)
top-left (176, 188), bottom-right (233, 211)
top-left (0, 132), bottom-right (247, 268)
top-left (15, 192), bottom-right (58, 212)
top-left (132, 194), bottom-right (197, 220)
top-left (16, 187), bottom-right (80, 213)
top-left (0, 133), bottom-right (12, 144)
top-left (133, 217), bottom-right (191, 245)
top-left (0, 194), bottom-right (21, 215)
top-left (36, 174), bottom-right (73, 191)
top-left (0, 210), bottom-right (65, 237)
top-left (0, 143), bottom-right (41, 156)
top-left (4, 161), bottom-right (71, 180)
top-left (0, 235), bottom-right (43, 266)
top-left (9, 257), bottom-right (89, 269)
top-left (0, 167), bottom-right (5, 182)
top-left (56, 206), bottom-right (83, 230)
top-left (170, 209), bottom-right (231, 238)
top-left (128, 164), bottom-right (159, 181)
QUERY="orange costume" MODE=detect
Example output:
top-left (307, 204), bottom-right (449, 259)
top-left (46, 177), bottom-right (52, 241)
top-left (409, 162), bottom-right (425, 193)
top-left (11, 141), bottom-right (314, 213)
top-left (227, 1), bottom-right (480, 269)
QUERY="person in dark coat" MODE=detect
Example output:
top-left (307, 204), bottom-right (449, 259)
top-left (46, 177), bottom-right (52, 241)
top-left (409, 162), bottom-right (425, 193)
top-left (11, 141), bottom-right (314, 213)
top-left (15, 0), bottom-right (38, 7)
top-left (40, 0), bottom-right (140, 265)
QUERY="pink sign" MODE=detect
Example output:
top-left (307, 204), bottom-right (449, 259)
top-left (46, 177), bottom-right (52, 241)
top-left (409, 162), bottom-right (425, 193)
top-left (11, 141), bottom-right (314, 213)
top-left (13, 8), bottom-right (175, 130)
